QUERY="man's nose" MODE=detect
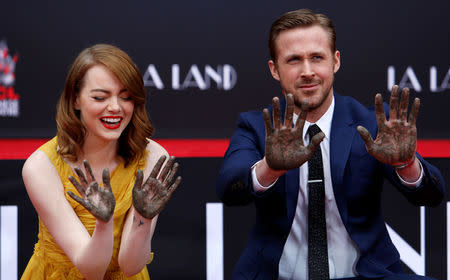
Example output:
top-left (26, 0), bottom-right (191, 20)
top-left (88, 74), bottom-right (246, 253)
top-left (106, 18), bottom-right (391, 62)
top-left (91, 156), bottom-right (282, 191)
top-left (300, 61), bottom-right (315, 78)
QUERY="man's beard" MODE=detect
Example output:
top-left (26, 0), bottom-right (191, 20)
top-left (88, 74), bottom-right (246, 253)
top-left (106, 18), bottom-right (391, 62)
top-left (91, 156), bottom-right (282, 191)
top-left (291, 77), bottom-right (333, 111)
top-left (291, 87), bottom-right (333, 112)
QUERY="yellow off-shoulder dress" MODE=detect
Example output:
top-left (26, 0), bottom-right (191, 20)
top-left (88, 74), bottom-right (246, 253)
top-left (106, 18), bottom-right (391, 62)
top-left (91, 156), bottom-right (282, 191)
top-left (21, 137), bottom-right (153, 280)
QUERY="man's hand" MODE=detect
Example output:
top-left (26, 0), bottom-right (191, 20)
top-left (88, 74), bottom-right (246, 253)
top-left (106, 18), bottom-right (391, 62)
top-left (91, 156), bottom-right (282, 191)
top-left (68, 160), bottom-right (116, 222)
top-left (263, 93), bottom-right (324, 170)
top-left (357, 85), bottom-right (419, 166)
top-left (132, 155), bottom-right (181, 219)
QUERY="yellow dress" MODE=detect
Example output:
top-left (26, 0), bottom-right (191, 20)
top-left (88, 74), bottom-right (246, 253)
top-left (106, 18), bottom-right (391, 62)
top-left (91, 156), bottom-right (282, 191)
top-left (21, 137), bottom-right (153, 280)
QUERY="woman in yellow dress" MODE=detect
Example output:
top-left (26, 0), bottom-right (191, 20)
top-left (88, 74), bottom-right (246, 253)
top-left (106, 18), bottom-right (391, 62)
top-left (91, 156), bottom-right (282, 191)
top-left (21, 44), bottom-right (181, 279)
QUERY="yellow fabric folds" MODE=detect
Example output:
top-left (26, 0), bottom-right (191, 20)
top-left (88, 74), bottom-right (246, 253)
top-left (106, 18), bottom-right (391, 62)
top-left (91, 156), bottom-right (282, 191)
top-left (21, 137), bottom-right (152, 280)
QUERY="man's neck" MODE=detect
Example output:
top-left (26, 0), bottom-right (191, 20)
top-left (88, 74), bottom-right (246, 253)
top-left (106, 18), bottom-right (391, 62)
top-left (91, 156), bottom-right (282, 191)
top-left (306, 91), bottom-right (334, 123)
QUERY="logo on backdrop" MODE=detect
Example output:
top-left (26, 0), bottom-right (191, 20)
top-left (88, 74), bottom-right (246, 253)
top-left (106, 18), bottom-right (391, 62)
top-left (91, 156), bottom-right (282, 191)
top-left (143, 64), bottom-right (237, 91)
top-left (387, 66), bottom-right (450, 93)
top-left (0, 40), bottom-right (20, 117)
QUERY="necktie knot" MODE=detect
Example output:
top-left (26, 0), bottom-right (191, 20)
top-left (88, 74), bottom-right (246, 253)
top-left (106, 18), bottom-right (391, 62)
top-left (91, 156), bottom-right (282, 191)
top-left (307, 124), bottom-right (322, 138)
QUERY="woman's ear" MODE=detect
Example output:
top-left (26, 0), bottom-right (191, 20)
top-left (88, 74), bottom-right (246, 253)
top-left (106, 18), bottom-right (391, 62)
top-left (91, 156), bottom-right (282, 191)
top-left (74, 95), bottom-right (80, 110)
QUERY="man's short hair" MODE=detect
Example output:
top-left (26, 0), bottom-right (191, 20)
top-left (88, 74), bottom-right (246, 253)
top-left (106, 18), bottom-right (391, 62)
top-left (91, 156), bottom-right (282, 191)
top-left (268, 9), bottom-right (336, 62)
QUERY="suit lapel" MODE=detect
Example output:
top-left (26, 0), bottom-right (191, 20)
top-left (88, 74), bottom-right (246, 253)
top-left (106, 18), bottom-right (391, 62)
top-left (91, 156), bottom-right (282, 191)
top-left (329, 93), bottom-right (355, 225)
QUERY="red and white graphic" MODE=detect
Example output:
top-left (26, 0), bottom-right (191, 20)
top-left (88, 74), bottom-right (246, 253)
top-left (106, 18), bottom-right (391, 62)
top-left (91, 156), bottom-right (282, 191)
top-left (0, 40), bottom-right (20, 117)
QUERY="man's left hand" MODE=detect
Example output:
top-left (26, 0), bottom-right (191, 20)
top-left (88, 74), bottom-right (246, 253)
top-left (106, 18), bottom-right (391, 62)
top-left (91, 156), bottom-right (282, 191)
top-left (356, 85), bottom-right (419, 167)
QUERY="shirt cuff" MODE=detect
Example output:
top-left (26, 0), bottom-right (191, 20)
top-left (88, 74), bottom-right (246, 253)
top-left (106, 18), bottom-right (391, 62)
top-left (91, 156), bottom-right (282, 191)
top-left (251, 160), bottom-right (278, 192)
top-left (395, 159), bottom-right (424, 188)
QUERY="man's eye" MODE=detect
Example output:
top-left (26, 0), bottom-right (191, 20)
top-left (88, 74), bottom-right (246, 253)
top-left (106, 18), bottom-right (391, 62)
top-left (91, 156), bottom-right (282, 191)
top-left (313, 56), bottom-right (323, 60)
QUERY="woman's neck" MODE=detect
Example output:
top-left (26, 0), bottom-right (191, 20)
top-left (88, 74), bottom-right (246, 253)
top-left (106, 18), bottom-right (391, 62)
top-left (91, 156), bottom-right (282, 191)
top-left (78, 135), bottom-right (121, 169)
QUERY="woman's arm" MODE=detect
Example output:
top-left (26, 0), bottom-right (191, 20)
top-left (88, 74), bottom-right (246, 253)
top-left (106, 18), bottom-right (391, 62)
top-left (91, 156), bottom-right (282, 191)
top-left (118, 207), bottom-right (158, 276)
top-left (118, 140), bottom-right (180, 276)
top-left (23, 150), bottom-right (114, 280)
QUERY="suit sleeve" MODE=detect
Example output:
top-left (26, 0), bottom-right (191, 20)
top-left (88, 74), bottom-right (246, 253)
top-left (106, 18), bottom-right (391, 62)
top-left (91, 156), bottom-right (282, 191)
top-left (382, 153), bottom-right (445, 207)
top-left (372, 102), bottom-right (444, 207)
top-left (216, 112), bottom-right (266, 206)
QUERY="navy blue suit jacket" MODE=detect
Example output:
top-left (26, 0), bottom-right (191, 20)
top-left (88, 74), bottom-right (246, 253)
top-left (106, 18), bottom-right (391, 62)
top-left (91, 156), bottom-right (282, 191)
top-left (216, 93), bottom-right (445, 279)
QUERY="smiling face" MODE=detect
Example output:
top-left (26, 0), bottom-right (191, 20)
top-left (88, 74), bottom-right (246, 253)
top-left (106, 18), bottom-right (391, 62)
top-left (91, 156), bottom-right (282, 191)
top-left (75, 64), bottom-right (134, 144)
top-left (268, 25), bottom-right (340, 121)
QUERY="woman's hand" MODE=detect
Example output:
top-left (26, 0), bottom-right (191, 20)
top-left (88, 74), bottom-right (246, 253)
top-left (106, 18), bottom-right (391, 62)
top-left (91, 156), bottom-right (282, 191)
top-left (132, 155), bottom-right (181, 219)
top-left (67, 160), bottom-right (116, 222)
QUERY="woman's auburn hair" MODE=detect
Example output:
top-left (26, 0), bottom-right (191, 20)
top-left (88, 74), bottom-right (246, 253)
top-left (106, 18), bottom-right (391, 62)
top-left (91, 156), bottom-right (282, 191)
top-left (55, 44), bottom-right (154, 166)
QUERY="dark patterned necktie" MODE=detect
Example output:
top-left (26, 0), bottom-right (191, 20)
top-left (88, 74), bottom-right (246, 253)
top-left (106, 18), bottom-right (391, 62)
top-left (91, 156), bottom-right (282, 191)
top-left (307, 124), bottom-right (330, 280)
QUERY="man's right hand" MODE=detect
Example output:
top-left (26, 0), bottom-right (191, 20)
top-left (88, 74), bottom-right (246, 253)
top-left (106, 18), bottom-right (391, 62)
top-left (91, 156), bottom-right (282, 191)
top-left (263, 94), bottom-right (324, 170)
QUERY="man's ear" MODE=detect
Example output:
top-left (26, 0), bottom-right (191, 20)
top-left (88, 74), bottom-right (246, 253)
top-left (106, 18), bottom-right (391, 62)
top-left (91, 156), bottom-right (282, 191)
top-left (268, 60), bottom-right (280, 81)
top-left (333, 50), bottom-right (341, 74)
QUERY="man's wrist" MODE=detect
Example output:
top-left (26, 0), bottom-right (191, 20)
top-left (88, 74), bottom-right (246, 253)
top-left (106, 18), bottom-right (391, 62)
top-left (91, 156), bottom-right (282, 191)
top-left (396, 159), bottom-right (424, 188)
top-left (254, 158), bottom-right (286, 187)
top-left (394, 154), bottom-right (422, 185)
top-left (393, 154), bottom-right (416, 170)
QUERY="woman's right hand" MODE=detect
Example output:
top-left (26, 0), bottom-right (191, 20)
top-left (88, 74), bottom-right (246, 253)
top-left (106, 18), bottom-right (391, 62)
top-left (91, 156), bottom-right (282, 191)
top-left (67, 160), bottom-right (116, 222)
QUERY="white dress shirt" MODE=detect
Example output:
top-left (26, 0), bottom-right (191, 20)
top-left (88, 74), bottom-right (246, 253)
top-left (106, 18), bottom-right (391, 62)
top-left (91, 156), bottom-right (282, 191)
top-left (251, 96), bottom-right (423, 279)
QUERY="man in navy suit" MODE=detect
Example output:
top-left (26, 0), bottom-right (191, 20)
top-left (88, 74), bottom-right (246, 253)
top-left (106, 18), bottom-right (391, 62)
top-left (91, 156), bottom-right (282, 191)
top-left (216, 9), bottom-right (445, 280)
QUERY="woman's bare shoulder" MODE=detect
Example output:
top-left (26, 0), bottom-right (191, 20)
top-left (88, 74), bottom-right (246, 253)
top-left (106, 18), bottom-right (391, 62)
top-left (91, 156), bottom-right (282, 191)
top-left (22, 149), bottom-right (57, 180)
top-left (145, 139), bottom-right (170, 159)
top-left (142, 139), bottom-right (170, 175)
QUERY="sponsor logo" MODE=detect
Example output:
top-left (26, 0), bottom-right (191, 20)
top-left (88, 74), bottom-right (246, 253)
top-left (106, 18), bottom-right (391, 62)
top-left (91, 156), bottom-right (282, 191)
top-left (0, 40), bottom-right (20, 117)
top-left (387, 66), bottom-right (450, 93)
top-left (143, 64), bottom-right (237, 91)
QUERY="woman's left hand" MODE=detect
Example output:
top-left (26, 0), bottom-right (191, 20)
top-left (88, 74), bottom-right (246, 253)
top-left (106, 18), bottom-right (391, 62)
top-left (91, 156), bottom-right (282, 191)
top-left (132, 155), bottom-right (181, 219)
